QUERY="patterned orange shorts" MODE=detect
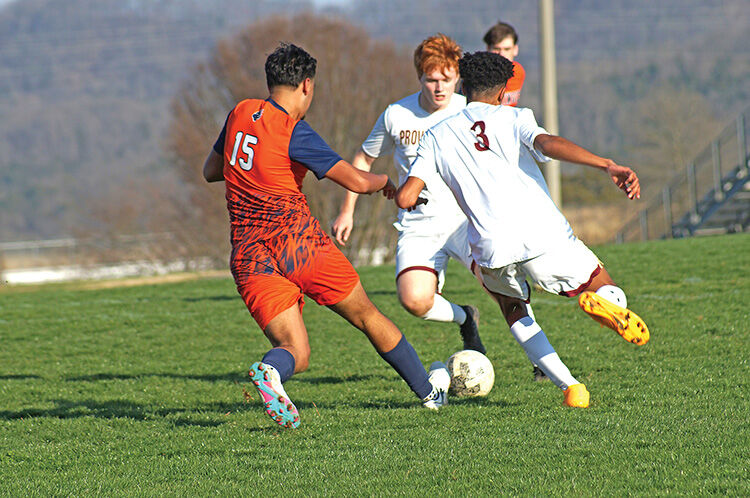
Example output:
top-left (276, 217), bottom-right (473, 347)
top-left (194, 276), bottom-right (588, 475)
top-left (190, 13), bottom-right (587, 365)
top-left (232, 228), bottom-right (359, 330)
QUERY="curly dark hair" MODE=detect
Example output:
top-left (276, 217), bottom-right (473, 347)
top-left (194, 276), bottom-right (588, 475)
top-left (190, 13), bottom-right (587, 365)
top-left (458, 51), bottom-right (514, 98)
top-left (265, 43), bottom-right (317, 89)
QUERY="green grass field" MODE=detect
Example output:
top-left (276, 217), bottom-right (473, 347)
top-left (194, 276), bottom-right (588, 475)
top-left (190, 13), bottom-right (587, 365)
top-left (1, 234), bottom-right (748, 495)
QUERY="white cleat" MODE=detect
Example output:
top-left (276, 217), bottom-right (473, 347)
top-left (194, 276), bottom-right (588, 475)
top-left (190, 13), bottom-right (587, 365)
top-left (423, 361), bottom-right (450, 410)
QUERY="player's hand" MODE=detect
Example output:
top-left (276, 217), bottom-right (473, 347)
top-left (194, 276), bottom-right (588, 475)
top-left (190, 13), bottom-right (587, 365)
top-left (606, 161), bottom-right (641, 200)
top-left (407, 197), bottom-right (428, 212)
top-left (331, 211), bottom-right (354, 245)
top-left (380, 177), bottom-right (397, 199)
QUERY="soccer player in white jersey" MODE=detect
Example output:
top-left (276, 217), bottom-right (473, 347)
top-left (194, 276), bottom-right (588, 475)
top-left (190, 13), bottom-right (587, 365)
top-left (396, 51), bottom-right (650, 408)
top-left (332, 34), bottom-right (485, 354)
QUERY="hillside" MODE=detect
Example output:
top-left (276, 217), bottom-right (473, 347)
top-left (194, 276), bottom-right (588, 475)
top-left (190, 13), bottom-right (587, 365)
top-left (0, 0), bottom-right (748, 241)
top-left (0, 0), bottom-right (315, 239)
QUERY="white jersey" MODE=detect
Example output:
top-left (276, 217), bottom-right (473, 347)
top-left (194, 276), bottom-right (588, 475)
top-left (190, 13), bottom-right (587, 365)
top-left (362, 92), bottom-right (467, 231)
top-left (408, 102), bottom-right (575, 268)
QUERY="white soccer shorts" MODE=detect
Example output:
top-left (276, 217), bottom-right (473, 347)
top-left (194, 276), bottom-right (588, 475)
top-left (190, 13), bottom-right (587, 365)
top-left (394, 219), bottom-right (473, 293)
top-left (477, 236), bottom-right (602, 300)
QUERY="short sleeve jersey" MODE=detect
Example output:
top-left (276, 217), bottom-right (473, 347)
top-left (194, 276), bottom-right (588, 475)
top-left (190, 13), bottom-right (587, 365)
top-left (214, 98), bottom-right (341, 199)
top-left (502, 61), bottom-right (525, 107)
top-left (213, 98), bottom-right (341, 233)
top-left (408, 102), bottom-right (574, 268)
top-left (361, 92), bottom-right (467, 231)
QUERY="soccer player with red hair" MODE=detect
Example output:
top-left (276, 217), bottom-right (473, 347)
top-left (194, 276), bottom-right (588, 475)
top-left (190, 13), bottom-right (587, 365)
top-left (332, 33), bottom-right (486, 356)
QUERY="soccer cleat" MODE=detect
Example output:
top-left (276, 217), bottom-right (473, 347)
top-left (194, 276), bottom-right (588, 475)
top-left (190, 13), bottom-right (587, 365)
top-left (248, 361), bottom-right (300, 428)
top-left (532, 364), bottom-right (549, 382)
top-left (563, 383), bottom-right (590, 408)
top-left (423, 361), bottom-right (450, 410)
top-left (578, 291), bottom-right (650, 346)
top-left (459, 305), bottom-right (486, 354)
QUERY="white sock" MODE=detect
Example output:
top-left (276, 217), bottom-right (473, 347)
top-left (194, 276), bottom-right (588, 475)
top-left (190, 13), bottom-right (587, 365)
top-left (526, 302), bottom-right (536, 321)
top-left (596, 285), bottom-right (627, 308)
top-left (509, 316), bottom-right (579, 390)
top-left (525, 303), bottom-right (540, 368)
top-left (420, 294), bottom-right (466, 324)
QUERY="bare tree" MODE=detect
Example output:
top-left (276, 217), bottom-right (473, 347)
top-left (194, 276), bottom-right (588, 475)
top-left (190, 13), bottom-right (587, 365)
top-left (165, 13), bottom-right (416, 265)
top-left (619, 86), bottom-right (722, 191)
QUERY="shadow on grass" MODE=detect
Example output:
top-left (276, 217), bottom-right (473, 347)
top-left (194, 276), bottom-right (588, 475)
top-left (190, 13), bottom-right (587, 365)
top-left (66, 372), bottom-right (245, 383)
top-left (294, 373), bottom-right (391, 385)
top-left (449, 396), bottom-right (513, 408)
top-left (0, 374), bottom-right (43, 380)
top-left (0, 398), bottom-right (248, 427)
top-left (66, 371), bottom-right (393, 387)
top-left (297, 397), bottom-right (512, 410)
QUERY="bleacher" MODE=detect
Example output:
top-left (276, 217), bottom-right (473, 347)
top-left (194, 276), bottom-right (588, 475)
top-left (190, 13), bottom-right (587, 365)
top-left (616, 108), bottom-right (750, 242)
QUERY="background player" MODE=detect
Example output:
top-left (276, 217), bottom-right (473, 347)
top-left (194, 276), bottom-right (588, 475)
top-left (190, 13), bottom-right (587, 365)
top-left (483, 21), bottom-right (524, 107)
top-left (202, 43), bottom-right (449, 428)
top-left (331, 34), bottom-right (485, 355)
top-left (396, 51), bottom-right (649, 408)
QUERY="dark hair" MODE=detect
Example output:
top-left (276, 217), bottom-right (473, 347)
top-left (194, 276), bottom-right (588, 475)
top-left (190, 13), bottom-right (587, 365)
top-left (458, 51), bottom-right (514, 98)
top-left (265, 43), bottom-right (317, 89)
top-left (483, 21), bottom-right (518, 46)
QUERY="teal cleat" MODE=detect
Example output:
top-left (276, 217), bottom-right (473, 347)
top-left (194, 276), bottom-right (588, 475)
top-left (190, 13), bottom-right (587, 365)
top-left (248, 361), bottom-right (300, 429)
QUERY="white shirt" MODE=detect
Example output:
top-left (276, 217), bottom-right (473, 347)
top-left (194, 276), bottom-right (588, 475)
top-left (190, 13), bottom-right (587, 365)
top-left (408, 102), bottom-right (575, 268)
top-left (362, 92), bottom-right (467, 231)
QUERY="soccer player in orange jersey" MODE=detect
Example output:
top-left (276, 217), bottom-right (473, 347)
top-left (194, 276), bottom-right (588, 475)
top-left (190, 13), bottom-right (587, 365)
top-left (483, 21), bottom-right (525, 107)
top-left (202, 44), bottom-right (449, 428)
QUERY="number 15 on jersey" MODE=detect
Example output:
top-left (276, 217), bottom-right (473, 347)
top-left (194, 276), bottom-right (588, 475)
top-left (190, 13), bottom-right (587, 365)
top-left (229, 131), bottom-right (258, 171)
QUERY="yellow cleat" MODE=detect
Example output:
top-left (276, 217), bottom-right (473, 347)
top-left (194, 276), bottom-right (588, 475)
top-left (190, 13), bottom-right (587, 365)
top-left (563, 383), bottom-right (590, 408)
top-left (578, 291), bottom-right (650, 346)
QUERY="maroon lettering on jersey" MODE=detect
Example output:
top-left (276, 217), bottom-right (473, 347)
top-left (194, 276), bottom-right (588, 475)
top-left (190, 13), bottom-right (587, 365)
top-left (471, 121), bottom-right (490, 151)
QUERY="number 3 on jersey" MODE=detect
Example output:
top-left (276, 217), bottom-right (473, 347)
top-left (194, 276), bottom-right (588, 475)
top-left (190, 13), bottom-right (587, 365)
top-left (471, 121), bottom-right (490, 152)
top-left (229, 131), bottom-right (258, 170)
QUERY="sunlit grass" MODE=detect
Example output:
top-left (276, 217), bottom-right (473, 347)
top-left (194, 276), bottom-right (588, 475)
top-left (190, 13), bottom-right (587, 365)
top-left (0, 234), bottom-right (748, 495)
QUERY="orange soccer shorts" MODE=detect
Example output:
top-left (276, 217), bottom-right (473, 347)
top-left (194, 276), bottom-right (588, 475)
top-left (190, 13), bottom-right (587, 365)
top-left (232, 228), bottom-right (359, 330)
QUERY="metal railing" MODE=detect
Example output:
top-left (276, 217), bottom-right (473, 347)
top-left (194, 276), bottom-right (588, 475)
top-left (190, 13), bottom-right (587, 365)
top-left (615, 108), bottom-right (750, 243)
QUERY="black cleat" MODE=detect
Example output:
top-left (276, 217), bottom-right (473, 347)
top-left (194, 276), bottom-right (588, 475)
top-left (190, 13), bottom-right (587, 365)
top-left (532, 365), bottom-right (549, 382)
top-left (459, 305), bottom-right (486, 354)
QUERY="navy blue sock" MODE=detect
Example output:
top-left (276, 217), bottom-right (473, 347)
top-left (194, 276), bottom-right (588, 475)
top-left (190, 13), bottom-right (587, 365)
top-left (379, 335), bottom-right (432, 399)
top-left (261, 348), bottom-right (296, 383)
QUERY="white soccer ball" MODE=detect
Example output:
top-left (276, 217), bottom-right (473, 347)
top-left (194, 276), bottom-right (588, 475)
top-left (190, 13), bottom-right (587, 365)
top-left (446, 350), bottom-right (495, 397)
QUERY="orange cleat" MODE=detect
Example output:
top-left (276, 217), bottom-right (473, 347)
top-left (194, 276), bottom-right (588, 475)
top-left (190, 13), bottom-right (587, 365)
top-left (563, 383), bottom-right (590, 408)
top-left (578, 291), bottom-right (650, 346)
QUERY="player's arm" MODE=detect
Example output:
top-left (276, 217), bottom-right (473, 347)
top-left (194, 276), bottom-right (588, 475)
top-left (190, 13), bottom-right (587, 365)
top-left (395, 176), bottom-right (426, 209)
top-left (204, 111), bottom-right (230, 182)
top-left (533, 134), bottom-right (641, 200)
top-left (203, 149), bottom-right (224, 182)
top-left (325, 159), bottom-right (396, 197)
top-left (396, 131), bottom-right (436, 209)
top-left (331, 150), bottom-right (377, 245)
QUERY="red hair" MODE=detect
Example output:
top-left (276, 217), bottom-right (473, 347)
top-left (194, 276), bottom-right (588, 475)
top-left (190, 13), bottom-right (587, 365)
top-left (413, 33), bottom-right (462, 78)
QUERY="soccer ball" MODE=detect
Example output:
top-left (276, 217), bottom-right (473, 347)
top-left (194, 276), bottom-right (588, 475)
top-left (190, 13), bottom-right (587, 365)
top-left (446, 350), bottom-right (495, 397)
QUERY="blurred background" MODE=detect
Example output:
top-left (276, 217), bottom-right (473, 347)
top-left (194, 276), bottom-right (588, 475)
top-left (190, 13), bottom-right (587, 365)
top-left (0, 0), bottom-right (748, 283)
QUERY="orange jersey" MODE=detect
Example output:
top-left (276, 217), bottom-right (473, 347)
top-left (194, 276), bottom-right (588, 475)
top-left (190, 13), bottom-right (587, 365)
top-left (503, 61), bottom-right (525, 107)
top-left (213, 98), bottom-right (341, 232)
top-left (219, 98), bottom-right (339, 198)
top-left (211, 98), bottom-right (356, 328)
